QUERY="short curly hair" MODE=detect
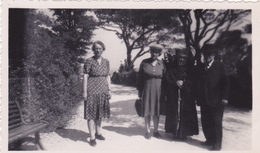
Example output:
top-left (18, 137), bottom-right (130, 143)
top-left (92, 40), bottom-right (106, 51)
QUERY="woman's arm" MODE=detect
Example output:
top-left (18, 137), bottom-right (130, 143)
top-left (83, 74), bottom-right (89, 101)
top-left (106, 75), bottom-right (111, 92)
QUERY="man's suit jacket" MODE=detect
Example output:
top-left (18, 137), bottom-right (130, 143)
top-left (197, 61), bottom-right (229, 107)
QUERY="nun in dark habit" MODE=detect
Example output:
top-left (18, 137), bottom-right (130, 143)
top-left (164, 48), bottom-right (199, 140)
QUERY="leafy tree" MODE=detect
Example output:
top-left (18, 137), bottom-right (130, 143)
top-left (177, 9), bottom-right (251, 65)
top-left (244, 23), bottom-right (252, 33)
top-left (23, 9), bottom-right (83, 128)
top-left (9, 9), bottom-right (94, 129)
top-left (214, 30), bottom-right (251, 108)
top-left (215, 30), bottom-right (248, 72)
top-left (52, 9), bottom-right (97, 60)
top-left (95, 9), bottom-right (180, 70)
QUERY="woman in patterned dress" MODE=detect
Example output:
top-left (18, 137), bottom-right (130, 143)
top-left (137, 44), bottom-right (165, 139)
top-left (83, 41), bottom-right (111, 147)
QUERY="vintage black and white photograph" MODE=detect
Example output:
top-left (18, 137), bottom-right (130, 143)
top-left (3, 3), bottom-right (258, 152)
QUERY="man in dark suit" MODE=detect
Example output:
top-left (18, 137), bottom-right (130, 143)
top-left (197, 44), bottom-right (229, 151)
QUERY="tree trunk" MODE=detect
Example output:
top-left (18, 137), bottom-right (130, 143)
top-left (195, 47), bottom-right (203, 66)
top-left (126, 49), bottom-right (133, 71)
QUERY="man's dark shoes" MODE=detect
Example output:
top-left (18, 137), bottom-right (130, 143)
top-left (95, 133), bottom-right (105, 140)
top-left (172, 136), bottom-right (187, 141)
top-left (172, 135), bottom-right (179, 141)
top-left (178, 136), bottom-right (187, 141)
top-left (145, 132), bottom-right (151, 139)
top-left (210, 146), bottom-right (221, 151)
top-left (153, 132), bottom-right (162, 139)
top-left (89, 139), bottom-right (96, 147)
top-left (201, 141), bottom-right (214, 146)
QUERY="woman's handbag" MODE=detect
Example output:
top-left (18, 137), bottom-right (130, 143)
top-left (135, 98), bottom-right (144, 117)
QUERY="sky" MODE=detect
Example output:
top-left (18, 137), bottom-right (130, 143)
top-left (88, 28), bottom-right (152, 70)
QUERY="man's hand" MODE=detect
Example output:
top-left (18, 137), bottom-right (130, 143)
top-left (108, 90), bottom-right (112, 100)
top-left (222, 99), bottom-right (228, 106)
top-left (176, 80), bottom-right (184, 88)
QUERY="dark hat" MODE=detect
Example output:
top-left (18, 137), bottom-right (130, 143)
top-left (150, 44), bottom-right (163, 52)
top-left (203, 44), bottom-right (217, 56)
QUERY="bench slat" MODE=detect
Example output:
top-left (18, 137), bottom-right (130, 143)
top-left (9, 104), bottom-right (19, 110)
top-left (9, 101), bottom-right (18, 105)
top-left (9, 123), bottom-right (23, 130)
top-left (9, 118), bottom-right (22, 126)
top-left (9, 114), bottom-right (21, 121)
top-left (8, 100), bottom-right (48, 150)
top-left (9, 109), bottom-right (20, 115)
top-left (9, 123), bottom-right (48, 143)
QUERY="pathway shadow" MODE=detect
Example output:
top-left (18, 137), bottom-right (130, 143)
top-left (103, 125), bottom-right (172, 142)
top-left (105, 99), bottom-right (144, 137)
top-left (10, 137), bottom-right (39, 151)
top-left (105, 99), bottom-right (172, 142)
top-left (55, 128), bottom-right (89, 142)
top-left (103, 126), bottom-right (144, 137)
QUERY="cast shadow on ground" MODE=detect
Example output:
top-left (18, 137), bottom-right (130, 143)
top-left (103, 126), bottom-right (144, 137)
top-left (55, 128), bottom-right (89, 142)
top-left (104, 99), bottom-right (145, 137)
top-left (105, 99), bottom-right (174, 142)
top-left (103, 125), bottom-right (173, 142)
top-left (9, 137), bottom-right (39, 151)
top-left (224, 117), bottom-right (250, 126)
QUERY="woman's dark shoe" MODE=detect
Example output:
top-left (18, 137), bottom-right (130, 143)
top-left (95, 133), bottom-right (105, 140)
top-left (144, 132), bottom-right (151, 139)
top-left (89, 139), bottom-right (96, 147)
top-left (153, 132), bottom-right (162, 139)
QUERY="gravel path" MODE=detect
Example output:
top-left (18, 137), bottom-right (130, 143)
top-left (21, 84), bottom-right (252, 152)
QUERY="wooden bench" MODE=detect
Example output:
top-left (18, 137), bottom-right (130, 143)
top-left (9, 100), bottom-right (48, 150)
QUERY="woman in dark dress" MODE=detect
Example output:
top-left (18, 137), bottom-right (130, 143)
top-left (83, 41), bottom-right (111, 147)
top-left (164, 49), bottom-right (198, 140)
top-left (137, 44), bottom-right (166, 139)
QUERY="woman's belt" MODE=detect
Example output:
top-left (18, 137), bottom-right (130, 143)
top-left (147, 76), bottom-right (162, 79)
top-left (89, 75), bottom-right (107, 78)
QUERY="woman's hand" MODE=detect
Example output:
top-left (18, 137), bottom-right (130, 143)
top-left (138, 91), bottom-right (142, 98)
top-left (176, 80), bottom-right (184, 88)
top-left (108, 90), bottom-right (112, 100)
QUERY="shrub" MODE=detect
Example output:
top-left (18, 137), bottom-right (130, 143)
top-left (22, 38), bottom-right (83, 130)
top-left (111, 69), bottom-right (138, 87)
top-left (9, 9), bottom-right (87, 131)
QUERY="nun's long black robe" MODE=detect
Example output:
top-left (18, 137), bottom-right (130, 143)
top-left (164, 66), bottom-right (199, 137)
